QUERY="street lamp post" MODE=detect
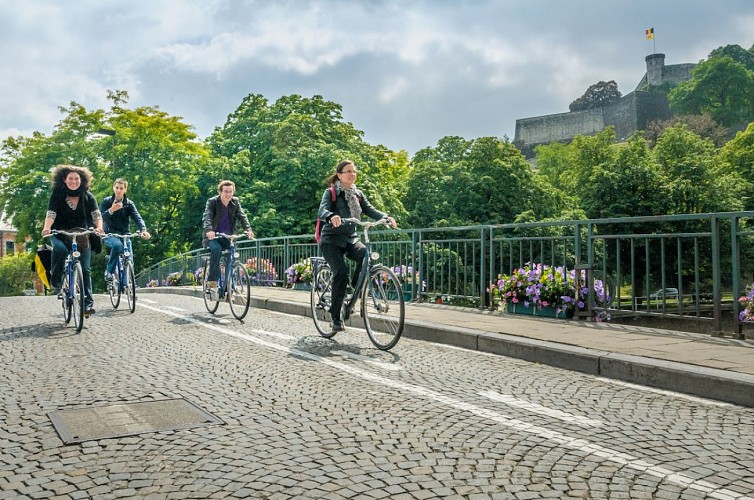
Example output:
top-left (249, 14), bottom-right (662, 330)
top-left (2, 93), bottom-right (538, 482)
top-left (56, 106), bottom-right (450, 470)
top-left (96, 128), bottom-right (116, 170)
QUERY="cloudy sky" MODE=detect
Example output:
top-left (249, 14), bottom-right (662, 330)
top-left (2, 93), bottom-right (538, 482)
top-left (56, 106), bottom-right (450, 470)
top-left (2, 0), bottom-right (753, 155)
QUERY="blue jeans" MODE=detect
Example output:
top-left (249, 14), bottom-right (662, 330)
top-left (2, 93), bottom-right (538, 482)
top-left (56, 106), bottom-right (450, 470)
top-left (50, 234), bottom-right (93, 308)
top-left (207, 238), bottom-right (231, 282)
top-left (104, 236), bottom-right (133, 275)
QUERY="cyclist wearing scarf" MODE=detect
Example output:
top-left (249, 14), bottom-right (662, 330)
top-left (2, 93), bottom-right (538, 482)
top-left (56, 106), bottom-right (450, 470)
top-left (317, 160), bottom-right (397, 334)
top-left (41, 165), bottom-right (104, 315)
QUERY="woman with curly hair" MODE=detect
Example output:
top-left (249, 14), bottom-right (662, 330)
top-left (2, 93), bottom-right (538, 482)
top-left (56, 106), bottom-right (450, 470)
top-left (41, 165), bottom-right (104, 315)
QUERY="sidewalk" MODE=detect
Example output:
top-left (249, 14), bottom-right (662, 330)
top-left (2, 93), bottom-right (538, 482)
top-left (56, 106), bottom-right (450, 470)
top-left (142, 286), bottom-right (754, 408)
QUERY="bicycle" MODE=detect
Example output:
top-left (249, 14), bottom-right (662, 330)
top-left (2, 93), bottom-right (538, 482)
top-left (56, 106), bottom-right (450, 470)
top-left (201, 233), bottom-right (251, 320)
top-left (103, 232), bottom-right (145, 313)
top-left (310, 218), bottom-right (405, 350)
top-left (44, 228), bottom-right (96, 333)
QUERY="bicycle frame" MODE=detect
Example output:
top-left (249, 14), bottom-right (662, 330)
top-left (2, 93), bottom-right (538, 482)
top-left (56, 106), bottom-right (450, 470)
top-left (341, 218), bottom-right (389, 319)
top-left (203, 233), bottom-right (252, 320)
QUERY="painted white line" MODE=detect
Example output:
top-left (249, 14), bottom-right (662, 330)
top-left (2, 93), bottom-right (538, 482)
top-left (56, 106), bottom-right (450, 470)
top-left (441, 342), bottom-right (734, 408)
top-left (480, 391), bottom-right (603, 427)
top-left (140, 303), bottom-right (751, 500)
top-left (252, 329), bottom-right (296, 342)
top-left (163, 306), bottom-right (188, 312)
top-left (596, 377), bottom-right (734, 408)
top-left (331, 350), bottom-right (402, 371)
top-left (140, 298), bottom-right (158, 304)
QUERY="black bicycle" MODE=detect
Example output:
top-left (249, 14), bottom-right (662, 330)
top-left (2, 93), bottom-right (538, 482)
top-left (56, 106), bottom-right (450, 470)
top-left (201, 233), bottom-right (251, 320)
top-left (44, 229), bottom-right (96, 332)
top-left (103, 232), bottom-right (145, 313)
top-left (310, 218), bottom-right (405, 350)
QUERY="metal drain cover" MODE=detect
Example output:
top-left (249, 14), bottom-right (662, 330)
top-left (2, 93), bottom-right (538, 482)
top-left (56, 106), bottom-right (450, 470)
top-left (48, 398), bottom-right (224, 445)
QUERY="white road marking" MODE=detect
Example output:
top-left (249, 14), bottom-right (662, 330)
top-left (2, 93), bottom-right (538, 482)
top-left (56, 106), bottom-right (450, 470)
top-left (140, 303), bottom-right (752, 500)
top-left (140, 298), bottom-right (158, 304)
top-left (596, 377), bottom-right (735, 407)
top-left (163, 306), bottom-right (188, 312)
top-left (252, 328), bottom-right (296, 342)
top-left (331, 350), bottom-right (402, 371)
top-left (480, 390), bottom-right (603, 427)
top-left (440, 341), bottom-right (734, 408)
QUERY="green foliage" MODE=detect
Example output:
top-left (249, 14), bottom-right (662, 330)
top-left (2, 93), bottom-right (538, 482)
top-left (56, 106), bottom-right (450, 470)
top-left (0, 253), bottom-right (34, 296)
top-left (405, 136), bottom-right (568, 228)
top-left (669, 46), bottom-right (754, 127)
top-left (719, 122), bottom-right (754, 210)
top-left (644, 113), bottom-right (729, 148)
top-left (206, 94), bottom-right (408, 237)
top-left (569, 80), bottom-right (622, 112)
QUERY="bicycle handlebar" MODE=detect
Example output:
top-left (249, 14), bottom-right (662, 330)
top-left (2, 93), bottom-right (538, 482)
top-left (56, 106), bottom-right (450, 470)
top-left (214, 232), bottom-right (251, 241)
top-left (43, 228), bottom-right (97, 238)
top-left (102, 232), bottom-right (148, 239)
top-left (341, 218), bottom-right (391, 229)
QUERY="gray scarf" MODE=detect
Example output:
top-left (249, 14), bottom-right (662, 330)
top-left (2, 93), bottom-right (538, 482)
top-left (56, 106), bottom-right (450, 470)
top-left (336, 181), bottom-right (362, 219)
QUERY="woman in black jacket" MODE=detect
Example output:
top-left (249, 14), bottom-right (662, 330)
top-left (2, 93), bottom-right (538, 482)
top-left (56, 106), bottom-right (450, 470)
top-left (317, 160), bottom-right (397, 333)
top-left (41, 165), bottom-right (104, 314)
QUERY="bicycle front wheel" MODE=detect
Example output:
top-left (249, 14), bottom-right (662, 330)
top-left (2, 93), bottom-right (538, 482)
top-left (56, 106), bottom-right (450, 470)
top-left (228, 263), bottom-right (251, 320)
top-left (202, 258), bottom-right (220, 314)
top-left (125, 261), bottom-right (136, 313)
top-left (362, 265), bottom-right (404, 350)
top-left (108, 264), bottom-right (121, 309)
top-left (311, 263), bottom-right (336, 338)
top-left (72, 262), bottom-right (85, 333)
top-left (61, 274), bottom-right (72, 324)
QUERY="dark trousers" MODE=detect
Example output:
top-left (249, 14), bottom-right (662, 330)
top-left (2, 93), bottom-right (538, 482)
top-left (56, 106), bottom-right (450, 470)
top-left (50, 234), bottom-right (93, 308)
top-left (320, 241), bottom-right (367, 322)
top-left (208, 238), bottom-right (231, 282)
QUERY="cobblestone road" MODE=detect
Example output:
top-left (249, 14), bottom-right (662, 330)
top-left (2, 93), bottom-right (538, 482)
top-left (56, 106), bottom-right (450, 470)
top-left (2, 294), bottom-right (754, 499)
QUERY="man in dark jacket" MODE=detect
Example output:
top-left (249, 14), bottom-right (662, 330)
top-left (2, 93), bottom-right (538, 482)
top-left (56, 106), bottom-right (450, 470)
top-left (100, 178), bottom-right (151, 281)
top-left (202, 180), bottom-right (254, 293)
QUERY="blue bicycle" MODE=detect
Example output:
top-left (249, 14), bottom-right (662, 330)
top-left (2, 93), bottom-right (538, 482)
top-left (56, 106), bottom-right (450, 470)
top-left (201, 233), bottom-right (251, 320)
top-left (44, 229), bottom-right (95, 332)
top-left (103, 232), bottom-right (144, 313)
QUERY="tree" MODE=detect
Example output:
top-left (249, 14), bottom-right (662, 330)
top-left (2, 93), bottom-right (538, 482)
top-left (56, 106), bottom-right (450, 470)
top-left (569, 80), bottom-right (622, 112)
top-left (0, 91), bottom-right (208, 272)
top-left (582, 134), bottom-right (669, 219)
top-left (644, 113), bottom-right (728, 148)
top-left (404, 136), bottom-right (570, 228)
top-left (669, 50), bottom-right (754, 127)
top-left (719, 122), bottom-right (754, 210)
top-left (206, 94), bottom-right (409, 237)
top-left (653, 124), bottom-right (744, 214)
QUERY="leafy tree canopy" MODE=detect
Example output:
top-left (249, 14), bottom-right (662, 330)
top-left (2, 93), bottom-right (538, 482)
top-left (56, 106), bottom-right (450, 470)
top-left (569, 80), bottom-right (622, 112)
top-left (669, 45), bottom-right (754, 127)
top-left (205, 94), bottom-right (409, 238)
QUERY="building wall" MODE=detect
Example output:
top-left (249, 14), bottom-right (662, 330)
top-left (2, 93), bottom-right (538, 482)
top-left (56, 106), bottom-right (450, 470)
top-left (513, 54), bottom-right (695, 157)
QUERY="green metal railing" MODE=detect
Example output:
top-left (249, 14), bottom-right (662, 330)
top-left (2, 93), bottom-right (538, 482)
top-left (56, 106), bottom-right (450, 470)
top-left (136, 211), bottom-right (754, 338)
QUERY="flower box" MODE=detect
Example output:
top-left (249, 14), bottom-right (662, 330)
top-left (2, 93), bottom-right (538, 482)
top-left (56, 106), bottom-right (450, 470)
top-left (506, 302), bottom-right (571, 319)
top-left (293, 282), bottom-right (312, 291)
top-left (387, 283), bottom-right (413, 301)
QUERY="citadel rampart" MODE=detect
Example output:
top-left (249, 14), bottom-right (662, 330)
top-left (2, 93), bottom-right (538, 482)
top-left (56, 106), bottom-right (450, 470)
top-left (513, 53), bottom-right (693, 158)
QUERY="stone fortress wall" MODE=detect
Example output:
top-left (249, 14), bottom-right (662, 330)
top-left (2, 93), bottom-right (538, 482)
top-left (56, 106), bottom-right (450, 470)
top-left (513, 54), bottom-right (695, 157)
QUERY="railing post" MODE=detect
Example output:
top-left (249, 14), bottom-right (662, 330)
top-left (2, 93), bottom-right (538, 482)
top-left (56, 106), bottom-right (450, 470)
top-left (732, 215), bottom-right (743, 339)
top-left (479, 225), bottom-right (486, 309)
top-left (711, 215), bottom-right (722, 335)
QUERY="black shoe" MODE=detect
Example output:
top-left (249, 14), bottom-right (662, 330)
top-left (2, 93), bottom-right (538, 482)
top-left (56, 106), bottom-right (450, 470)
top-left (331, 320), bottom-right (345, 333)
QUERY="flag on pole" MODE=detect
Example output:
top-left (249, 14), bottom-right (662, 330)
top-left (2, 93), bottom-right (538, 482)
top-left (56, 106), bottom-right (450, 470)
top-left (645, 28), bottom-right (654, 40)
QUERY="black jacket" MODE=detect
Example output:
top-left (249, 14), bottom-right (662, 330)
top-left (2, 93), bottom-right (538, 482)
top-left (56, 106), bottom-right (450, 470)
top-left (201, 195), bottom-right (252, 248)
top-left (100, 195), bottom-right (147, 234)
top-left (317, 185), bottom-right (386, 247)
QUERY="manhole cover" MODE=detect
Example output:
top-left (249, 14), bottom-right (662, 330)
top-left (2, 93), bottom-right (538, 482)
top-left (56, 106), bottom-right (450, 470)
top-left (48, 398), bottom-right (224, 445)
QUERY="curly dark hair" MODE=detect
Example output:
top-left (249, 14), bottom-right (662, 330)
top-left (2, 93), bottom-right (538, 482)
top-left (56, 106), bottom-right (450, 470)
top-left (51, 164), bottom-right (93, 192)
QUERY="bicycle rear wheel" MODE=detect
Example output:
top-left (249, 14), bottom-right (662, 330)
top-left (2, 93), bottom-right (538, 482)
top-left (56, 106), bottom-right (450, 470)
top-left (61, 273), bottom-right (72, 324)
top-left (125, 261), bottom-right (136, 313)
top-left (108, 263), bottom-right (121, 309)
top-left (362, 265), bottom-right (404, 350)
top-left (202, 258), bottom-right (220, 313)
top-left (311, 263), bottom-right (336, 338)
top-left (228, 263), bottom-right (251, 320)
top-left (72, 262), bottom-right (85, 333)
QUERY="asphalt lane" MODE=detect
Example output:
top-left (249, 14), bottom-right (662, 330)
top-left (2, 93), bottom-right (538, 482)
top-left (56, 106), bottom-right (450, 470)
top-left (2, 294), bottom-right (754, 499)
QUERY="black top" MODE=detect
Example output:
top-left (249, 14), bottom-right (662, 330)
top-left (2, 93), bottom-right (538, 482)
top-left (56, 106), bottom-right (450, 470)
top-left (100, 195), bottom-right (147, 234)
top-left (317, 185), bottom-right (386, 247)
top-left (47, 190), bottom-right (100, 231)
